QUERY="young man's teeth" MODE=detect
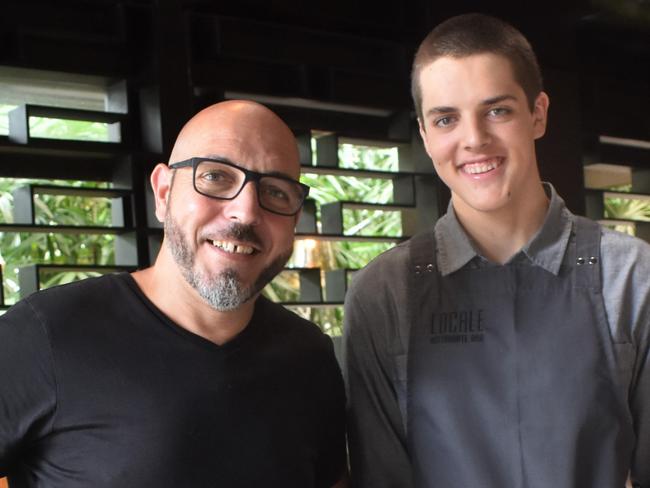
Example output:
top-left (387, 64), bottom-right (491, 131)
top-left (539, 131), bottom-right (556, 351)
top-left (211, 240), bottom-right (254, 255)
top-left (464, 160), bottom-right (499, 174)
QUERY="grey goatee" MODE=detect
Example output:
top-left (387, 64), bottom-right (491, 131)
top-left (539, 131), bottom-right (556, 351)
top-left (164, 214), bottom-right (291, 311)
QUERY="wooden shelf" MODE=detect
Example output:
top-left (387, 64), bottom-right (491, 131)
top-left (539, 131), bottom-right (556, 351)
top-left (586, 188), bottom-right (650, 200)
top-left (0, 223), bottom-right (135, 235)
top-left (321, 200), bottom-right (413, 234)
top-left (19, 264), bottom-right (136, 273)
top-left (325, 268), bottom-right (357, 302)
top-left (274, 267), bottom-right (358, 303)
top-left (331, 201), bottom-right (415, 212)
top-left (8, 104), bottom-right (127, 147)
top-left (11, 183), bottom-right (134, 227)
top-left (0, 135), bottom-right (128, 157)
top-left (26, 185), bottom-right (131, 198)
top-left (584, 139), bottom-right (650, 169)
top-left (17, 264), bottom-right (136, 299)
top-left (301, 164), bottom-right (432, 180)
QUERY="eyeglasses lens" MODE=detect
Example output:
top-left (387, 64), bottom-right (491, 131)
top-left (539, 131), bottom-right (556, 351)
top-left (194, 160), bottom-right (304, 215)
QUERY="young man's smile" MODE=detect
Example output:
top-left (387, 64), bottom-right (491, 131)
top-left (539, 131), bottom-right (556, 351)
top-left (457, 156), bottom-right (505, 178)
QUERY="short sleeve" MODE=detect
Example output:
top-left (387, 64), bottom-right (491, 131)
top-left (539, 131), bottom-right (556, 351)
top-left (343, 269), bottom-right (413, 488)
top-left (0, 299), bottom-right (57, 475)
top-left (600, 229), bottom-right (650, 485)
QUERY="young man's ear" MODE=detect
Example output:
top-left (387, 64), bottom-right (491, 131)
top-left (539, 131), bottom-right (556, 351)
top-left (150, 163), bottom-right (173, 223)
top-left (533, 91), bottom-right (550, 140)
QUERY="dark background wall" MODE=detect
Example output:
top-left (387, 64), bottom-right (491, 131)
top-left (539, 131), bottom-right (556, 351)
top-left (1, 0), bottom-right (649, 216)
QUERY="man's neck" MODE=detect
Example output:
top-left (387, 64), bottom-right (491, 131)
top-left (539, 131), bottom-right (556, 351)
top-left (452, 184), bottom-right (550, 264)
top-left (131, 249), bottom-right (256, 346)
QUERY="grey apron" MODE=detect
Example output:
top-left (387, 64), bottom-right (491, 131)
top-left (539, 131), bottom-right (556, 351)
top-left (406, 216), bottom-right (634, 487)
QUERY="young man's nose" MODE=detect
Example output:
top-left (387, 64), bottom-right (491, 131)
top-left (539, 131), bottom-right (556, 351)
top-left (462, 117), bottom-right (491, 151)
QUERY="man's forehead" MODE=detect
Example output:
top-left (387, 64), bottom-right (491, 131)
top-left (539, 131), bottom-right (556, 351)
top-left (182, 135), bottom-right (300, 180)
top-left (168, 101), bottom-right (300, 181)
top-left (174, 117), bottom-right (298, 171)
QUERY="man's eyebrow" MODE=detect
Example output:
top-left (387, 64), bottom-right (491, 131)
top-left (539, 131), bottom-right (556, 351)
top-left (204, 154), bottom-right (296, 180)
top-left (204, 154), bottom-right (236, 165)
top-left (424, 94), bottom-right (519, 118)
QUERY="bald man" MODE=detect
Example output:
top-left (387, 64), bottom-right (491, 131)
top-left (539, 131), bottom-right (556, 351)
top-left (0, 101), bottom-right (348, 487)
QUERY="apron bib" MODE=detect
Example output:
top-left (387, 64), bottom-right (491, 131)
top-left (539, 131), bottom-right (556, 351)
top-left (406, 217), bottom-right (634, 488)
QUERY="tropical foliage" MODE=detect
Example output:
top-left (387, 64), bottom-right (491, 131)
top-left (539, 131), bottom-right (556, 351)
top-left (1, 118), bottom-right (403, 337)
top-left (0, 103), bottom-right (110, 141)
top-left (0, 104), bottom-right (13, 135)
top-left (263, 141), bottom-right (402, 336)
top-left (3, 110), bottom-right (649, 337)
top-left (0, 177), bottom-right (115, 305)
top-left (0, 107), bottom-right (115, 305)
top-left (603, 184), bottom-right (650, 236)
top-left (30, 117), bottom-right (111, 142)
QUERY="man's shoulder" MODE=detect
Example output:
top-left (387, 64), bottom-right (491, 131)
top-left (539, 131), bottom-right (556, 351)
top-left (2, 273), bottom-right (132, 332)
top-left (0, 274), bottom-right (130, 353)
top-left (22, 272), bottom-right (128, 312)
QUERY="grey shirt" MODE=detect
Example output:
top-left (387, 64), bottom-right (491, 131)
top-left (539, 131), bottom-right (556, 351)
top-left (344, 183), bottom-right (650, 487)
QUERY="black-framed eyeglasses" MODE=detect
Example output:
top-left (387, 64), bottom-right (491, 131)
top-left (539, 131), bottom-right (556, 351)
top-left (169, 157), bottom-right (310, 216)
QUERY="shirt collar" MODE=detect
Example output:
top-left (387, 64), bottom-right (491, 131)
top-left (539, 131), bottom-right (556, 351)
top-left (434, 183), bottom-right (572, 276)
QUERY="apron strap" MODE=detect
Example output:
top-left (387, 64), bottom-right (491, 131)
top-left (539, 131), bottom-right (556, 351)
top-left (407, 228), bottom-right (438, 335)
top-left (573, 216), bottom-right (602, 290)
top-left (402, 229), bottom-right (437, 431)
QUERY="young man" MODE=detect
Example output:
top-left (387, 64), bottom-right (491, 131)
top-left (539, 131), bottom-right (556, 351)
top-left (344, 13), bottom-right (649, 488)
top-left (0, 100), bottom-right (347, 487)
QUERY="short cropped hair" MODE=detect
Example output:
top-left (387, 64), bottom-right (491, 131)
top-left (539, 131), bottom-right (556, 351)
top-left (411, 13), bottom-right (543, 120)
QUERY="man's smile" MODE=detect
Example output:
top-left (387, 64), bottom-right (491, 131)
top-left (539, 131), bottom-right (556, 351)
top-left (210, 240), bottom-right (256, 255)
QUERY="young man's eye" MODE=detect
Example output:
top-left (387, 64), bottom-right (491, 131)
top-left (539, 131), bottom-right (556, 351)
top-left (434, 116), bottom-right (456, 128)
top-left (487, 107), bottom-right (511, 117)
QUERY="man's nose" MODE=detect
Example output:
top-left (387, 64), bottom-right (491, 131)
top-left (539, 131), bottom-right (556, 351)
top-left (223, 181), bottom-right (262, 225)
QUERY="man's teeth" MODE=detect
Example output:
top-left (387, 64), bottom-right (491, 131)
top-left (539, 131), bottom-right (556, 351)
top-left (463, 160), bottom-right (500, 175)
top-left (211, 240), bottom-right (254, 255)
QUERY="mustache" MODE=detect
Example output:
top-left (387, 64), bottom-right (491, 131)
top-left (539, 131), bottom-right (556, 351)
top-left (206, 223), bottom-right (263, 248)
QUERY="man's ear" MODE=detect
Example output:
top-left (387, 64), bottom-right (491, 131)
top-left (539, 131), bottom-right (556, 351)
top-left (150, 163), bottom-right (173, 223)
top-left (532, 91), bottom-right (550, 140)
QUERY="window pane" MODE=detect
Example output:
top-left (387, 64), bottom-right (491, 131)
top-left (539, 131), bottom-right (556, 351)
top-left (29, 117), bottom-right (113, 142)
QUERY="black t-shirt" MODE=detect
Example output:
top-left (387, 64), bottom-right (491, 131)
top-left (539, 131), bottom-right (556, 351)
top-left (0, 273), bottom-right (346, 487)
